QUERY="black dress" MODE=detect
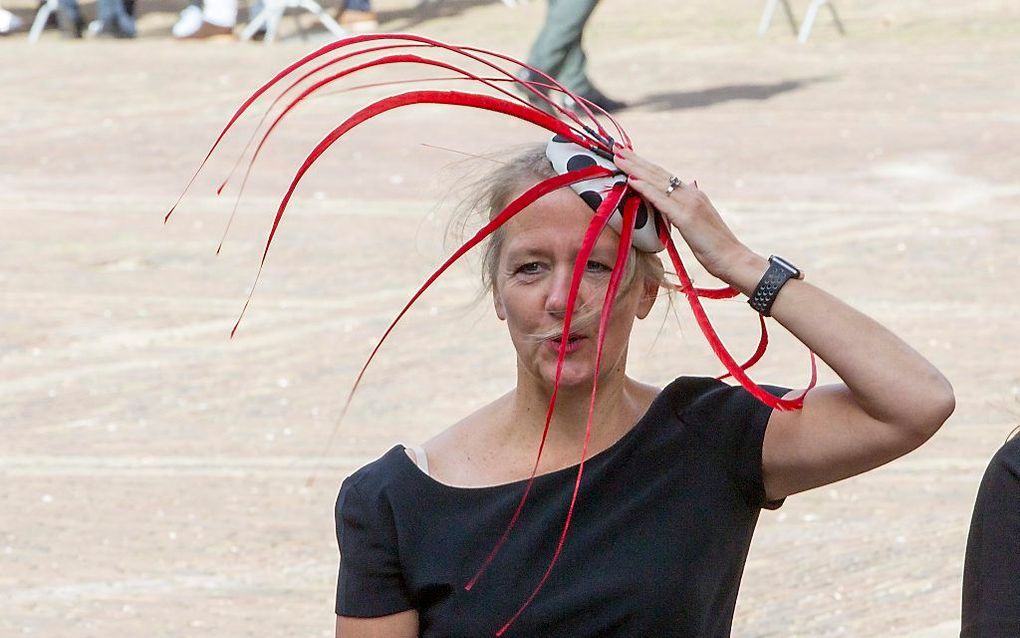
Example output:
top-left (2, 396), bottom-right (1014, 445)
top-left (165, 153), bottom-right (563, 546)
top-left (335, 376), bottom-right (788, 637)
top-left (962, 436), bottom-right (1020, 637)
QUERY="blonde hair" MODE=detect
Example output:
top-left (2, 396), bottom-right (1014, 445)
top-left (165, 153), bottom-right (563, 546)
top-left (451, 144), bottom-right (666, 297)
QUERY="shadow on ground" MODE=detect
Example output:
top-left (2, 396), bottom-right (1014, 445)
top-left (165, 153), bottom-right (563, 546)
top-left (377, 0), bottom-right (500, 31)
top-left (631, 76), bottom-right (833, 112)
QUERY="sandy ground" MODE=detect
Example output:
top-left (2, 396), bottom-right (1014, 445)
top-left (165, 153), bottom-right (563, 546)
top-left (2, 0), bottom-right (1019, 636)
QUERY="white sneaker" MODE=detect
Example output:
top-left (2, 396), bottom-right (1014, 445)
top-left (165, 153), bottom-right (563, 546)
top-left (0, 8), bottom-right (23, 34)
top-left (172, 5), bottom-right (204, 37)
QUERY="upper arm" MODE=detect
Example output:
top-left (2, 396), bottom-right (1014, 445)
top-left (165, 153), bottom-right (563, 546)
top-left (336, 610), bottom-right (419, 638)
top-left (762, 383), bottom-right (947, 501)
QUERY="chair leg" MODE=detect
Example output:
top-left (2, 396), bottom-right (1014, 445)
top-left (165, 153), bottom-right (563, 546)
top-left (263, 6), bottom-right (283, 42)
top-left (758, 0), bottom-right (777, 36)
top-left (798, 0), bottom-right (847, 42)
top-left (758, 0), bottom-right (798, 37)
top-left (241, 0), bottom-right (344, 43)
top-left (239, 7), bottom-right (264, 39)
top-left (296, 0), bottom-right (346, 39)
top-left (29, 0), bottom-right (56, 42)
top-left (239, 4), bottom-right (271, 40)
top-left (797, 0), bottom-right (825, 43)
top-left (826, 1), bottom-right (847, 35)
top-left (780, 0), bottom-right (798, 34)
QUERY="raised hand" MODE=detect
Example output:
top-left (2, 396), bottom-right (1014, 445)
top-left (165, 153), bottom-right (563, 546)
top-left (614, 144), bottom-right (761, 292)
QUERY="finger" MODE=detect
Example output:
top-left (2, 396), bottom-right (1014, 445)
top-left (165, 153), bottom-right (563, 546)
top-left (615, 146), bottom-right (693, 197)
top-left (624, 153), bottom-right (673, 182)
top-left (616, 154), bottom-right (673, 189)
top-left (615, 146), bottom-right (667, 176)
top-left (627, 174), bottom-right (693, 217)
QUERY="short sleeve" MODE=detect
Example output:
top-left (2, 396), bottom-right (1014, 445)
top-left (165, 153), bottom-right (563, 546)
top-left (335, 477), bottom-right (414, 617)
top-left (678, 378), bottom-right (789, 510)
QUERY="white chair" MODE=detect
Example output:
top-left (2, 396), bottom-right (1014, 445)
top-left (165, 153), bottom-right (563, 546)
top-left (757, 0), bottom-right (798, 38)
top-left (240, 0), bottom-right (346, 43)
top-left (796, 0), bottom-right (844, 43)
top-left (29, 0), bottom-right (59, 42)
top-left (758, 0), bottom-right (845, 43)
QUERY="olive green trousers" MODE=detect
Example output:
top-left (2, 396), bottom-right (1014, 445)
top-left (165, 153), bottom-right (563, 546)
top-left (526, 0), bottom-right (600, 95)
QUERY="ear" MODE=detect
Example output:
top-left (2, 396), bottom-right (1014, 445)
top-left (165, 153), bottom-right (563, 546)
top-left (493, 288), bottom-right (507, 321)
top-left (635, 276), bottom-right (658, 320)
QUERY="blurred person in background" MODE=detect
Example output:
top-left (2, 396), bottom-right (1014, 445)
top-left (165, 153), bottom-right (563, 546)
top-left (962, 427), bottom-right (1020, 637)
top-left (520, 0), bottom-right (624, 113)
top-left (172, 0), bottom-right (375, 40)
top-left (56, 0), bottom-right (135, 37)
top-left (334, 0), bottom-right (375, 32)
top-left (172, 0), bottom-right (238, 38)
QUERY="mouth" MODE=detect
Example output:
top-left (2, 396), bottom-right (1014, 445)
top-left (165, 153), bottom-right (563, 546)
top-left (547, 333), bottom-right (587, 353)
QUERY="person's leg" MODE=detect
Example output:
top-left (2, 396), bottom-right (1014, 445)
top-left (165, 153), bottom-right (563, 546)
top-left (56, 0), bottom-right (84, 37)
top-left (524, 0), bottom-right (624, 111)
top-left (554, 27), bottom-right (593, 95)
top-left (526, 0), bottom-right (599, 85)
top-left (94, 0), bottom-right (135, 36)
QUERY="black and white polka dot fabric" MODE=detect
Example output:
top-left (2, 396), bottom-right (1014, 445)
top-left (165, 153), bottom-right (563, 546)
top-left (545, 135), bottom-right (665, 253)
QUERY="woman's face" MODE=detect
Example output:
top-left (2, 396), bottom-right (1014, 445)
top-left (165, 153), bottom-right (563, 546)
top-left (492, 187), bottom-right (657, 390)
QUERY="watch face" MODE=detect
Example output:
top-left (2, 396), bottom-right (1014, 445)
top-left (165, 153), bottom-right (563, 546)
top-left (770, 255), bottom-right (803, 279)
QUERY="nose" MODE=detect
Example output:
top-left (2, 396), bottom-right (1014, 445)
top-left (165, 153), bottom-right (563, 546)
top-left (544, 267), bottom-right (574, 317)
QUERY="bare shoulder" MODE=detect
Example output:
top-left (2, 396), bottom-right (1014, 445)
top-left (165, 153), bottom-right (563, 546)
top-left (416, 392), bottom-right (514, 486)
top-left (428, 392), bottom-right (511, 448)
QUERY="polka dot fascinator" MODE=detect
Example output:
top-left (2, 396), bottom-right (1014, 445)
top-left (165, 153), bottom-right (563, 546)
top-left (545, 134), bottom-right (664, 253)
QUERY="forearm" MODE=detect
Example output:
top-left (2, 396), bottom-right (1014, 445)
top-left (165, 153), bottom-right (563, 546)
top-left (614, 147), bottom-right (954, 434)
top-left (721, 250), bottom-right (955, 435)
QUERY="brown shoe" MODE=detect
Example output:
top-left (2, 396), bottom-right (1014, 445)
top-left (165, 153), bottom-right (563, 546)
top-left (336, 9), bottom-right (377, 32)
top-left (175, 20), bottom-right (235, 40)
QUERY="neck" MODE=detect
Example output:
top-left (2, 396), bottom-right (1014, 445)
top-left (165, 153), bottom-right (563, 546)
top-left (505, 359), bottom-right (639, 455)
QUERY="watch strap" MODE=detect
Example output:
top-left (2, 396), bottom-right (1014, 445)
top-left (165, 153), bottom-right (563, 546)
top-left (748, 256), bottom-right (800, 316)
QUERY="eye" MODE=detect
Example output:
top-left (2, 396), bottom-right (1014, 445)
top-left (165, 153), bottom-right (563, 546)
top-left (586, 260), bottom-right (612, 274)
top-left (515, 262), bottom-right (543, 276)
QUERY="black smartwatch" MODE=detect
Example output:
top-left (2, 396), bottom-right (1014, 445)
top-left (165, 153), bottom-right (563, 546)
top-left (748, 255), bottom-right (803, 316)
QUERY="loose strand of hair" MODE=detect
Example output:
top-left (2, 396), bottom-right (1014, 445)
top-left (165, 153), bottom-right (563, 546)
top-left (494, 192), bottom-right (637, 636)
top-left (466, 184), bottom-right (626, 595)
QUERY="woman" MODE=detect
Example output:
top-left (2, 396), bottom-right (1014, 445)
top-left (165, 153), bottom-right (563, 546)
top-left (332, 142), bottom-right (956, 637)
